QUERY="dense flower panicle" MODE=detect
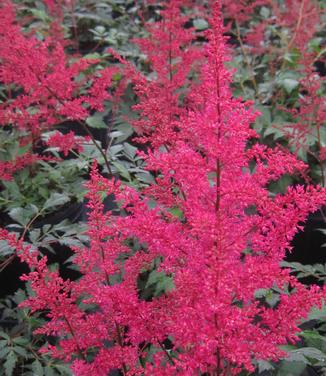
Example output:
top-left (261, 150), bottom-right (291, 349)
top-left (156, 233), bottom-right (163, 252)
top-left (269, 0), bottom-right (321, 52)
top-left (271, 1), bottom-right (325, 160)
top-left (282, 70), bottom-right (326, 158)
top-left (0, 152), bottom-right (37, 181)
top-left (0, 1), bottom-right (120, 176)
top-left (47, 131), bottom-right (88, 156)
top-left (221, 0), bottom-right (269, 23)
top-left (227, 0), bottom-right (324, 169)
top-left (0, 2), bottom-right (118, 131)
top-left (227, 0), bottom-right (322, 56)
top-left (131, 0), bottom-right (203, 148)
top-left (8, 1), bottom-right (326, 375)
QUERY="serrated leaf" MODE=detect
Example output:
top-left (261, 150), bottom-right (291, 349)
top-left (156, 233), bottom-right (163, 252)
top-left (0, 340), bottom-right (8, 349)
top-left (265, 291), bottom-right (280, 307)
top-left (193, 18), bottom-right (208, 30)
top-left (9, 205), bottom-right (39, 226)
top-left (4, 351), bottom-right (17, 376)
top-left (29, 229), bottom-right (41, 244)
top-left (44, 366), bottom-right (55, 376)
top-left (17, 144), bottom-right (32, 156)
top-left (260, 6), bottom-right (270, 18)
top-left (0, 332), bottom-right (10, 341)
top-left (288, 347), bottom-right (326, 364)
top-left (53, 363), bottom-right (72, 375)
top-left (277, 361), bottom-right (307, 376)
top-left (112, 161), bottom-right (131, 181)
top-left (44, 193), bottom-right (70, 211)
top-left (86, 115), bottom-right (107, 129)
top-left (136, 172), bottom-right (154, 184)
top-left (257, 359), bottom-right (274, 372)
top-left (13, 346), bottom-right (28, 357)
top-left (0, 240), bottom-right (15, 257)
top-left (110, 131), bottom-right (124, 139)
top-left (110, 144), bottom-right (124, 156)
top-left (12, 336), bottom-right (29, 346)
top-left (31, 359), bottom-right (44, 375)
top-left (0, 347), bottom-right (10, 358)
top-left (123, 142), bottom-right (138, 159)
top-left (155, 277), bottom-right (174, 295)
top-left (282, 78), bottom-right (299, 94)
top-left (146, 271), bottom-right (174, 295)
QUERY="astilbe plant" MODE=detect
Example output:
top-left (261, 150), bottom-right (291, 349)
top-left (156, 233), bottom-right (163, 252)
top-left (131, 0), bottom-right (203, 148)
top-left (226, 0), bottom-right (325, 168)
top-left (269, 0), bottom-right (325, 174)
top-left (5, 1), bottom-right (326, 375)
top-left (0, 0), bottom-right (119, 177)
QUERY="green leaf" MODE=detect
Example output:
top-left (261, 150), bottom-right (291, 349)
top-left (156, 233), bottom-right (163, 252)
top-left (260, 6), bottom-right (270, 18)
top-left (4, 351), bottom-right (17, 376)
top-left (305, 304), bottom-right (326, 322)
top-left (13, 346), bottom-right (28, 358)
top-left (265, 290), bottom-right (280, 307)
top-left (0, 347), bottom-right (10, 358)
top-left (44, 366), bottom-right (55, 376)
top-left (110, 144), bottom-right (124, 156)
top-left (12, 336), bottom-right (29, 346)
top-left (146, 270), bottom-right (174, 295)
top-left (254, 104), bottom-right (271, 132)
top-left (169, 207), bottom-right (183, 219)
top-left (193, 19), bottom-right (208, 31)
top-left (287, 347), bottom-right (326, 364)
top-left (112, 161), bottom-right (131, 181)
top-left (257, 359), bottom-right (274, 372)
top-left (0, 332), bottom-right (10, 341)
top-left (0, 340), bottom-right (8, 349)
top-left (9, 204), bottom-right (39, 226)
top-left (53, 363), bottom-right (72, 375)
top-left (83, 52), bottom-right (101, 60)
top-left (282, 78), bottom-right (299, 94)
top-left (123, 142), bottom-right (138, 160)
top-left (44, 193), bottom-right (70, 211)
top-left (31, 360), bottom-right (44, 376)
top-left (17, 143), bottom-right (31, 156)
top-left (277, 361), bottom-right (307, 376)
top-left (86, 115), bottom-right (107, 129)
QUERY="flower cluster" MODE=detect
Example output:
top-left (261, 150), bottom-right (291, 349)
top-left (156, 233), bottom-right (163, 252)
top-left (0, 1), bottom-right (118, 178)
top-left (3, 1), bottom-right (326, 375)
top-left (0, 153), bottom-right (37, 181)
top-left (131, 0), bottom-right (203, 148)
top-left (47, 131), bottom-right (89, 157)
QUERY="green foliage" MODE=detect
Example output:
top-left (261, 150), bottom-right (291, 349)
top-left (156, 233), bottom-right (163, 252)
top-left (0, 290), bottom-right (72, 376)
top-left (281, 261), bottom-right (326, 282)
top-left (137, 258), bottom-right (174, 301)
top-left (0, 159), bottom-right (87, 213)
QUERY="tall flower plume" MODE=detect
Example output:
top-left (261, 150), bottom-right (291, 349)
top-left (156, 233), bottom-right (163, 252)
top-left (10, 1), bottom-right (326, 375)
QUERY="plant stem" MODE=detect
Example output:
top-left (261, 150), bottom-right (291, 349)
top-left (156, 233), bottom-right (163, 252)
top-left (64, 316), bottom-right (86, 361)
top-left (157, 339), bottom-right (175, 366)
top-left (115, 321), bottom-right (128, 375)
